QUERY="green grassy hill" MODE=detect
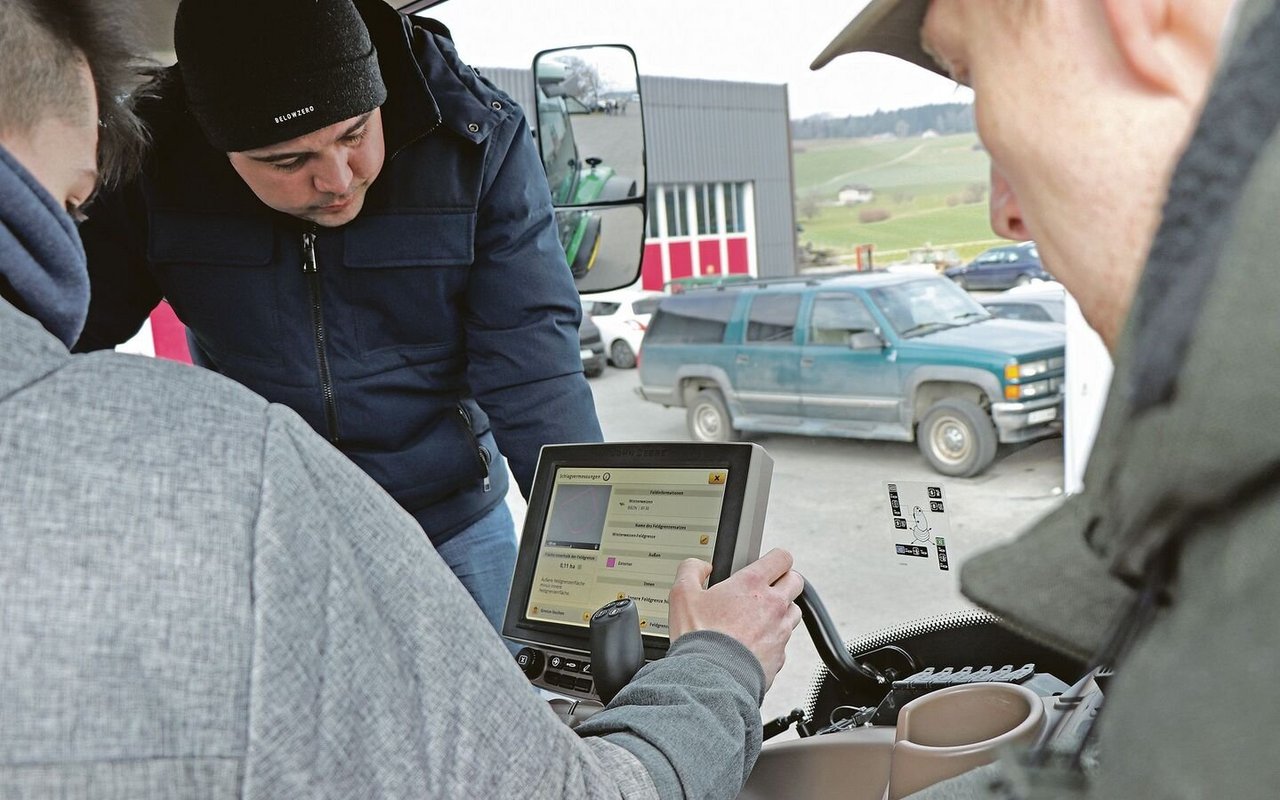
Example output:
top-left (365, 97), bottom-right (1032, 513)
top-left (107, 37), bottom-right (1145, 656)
top-left (793, 133), bottom-right (1004, 264)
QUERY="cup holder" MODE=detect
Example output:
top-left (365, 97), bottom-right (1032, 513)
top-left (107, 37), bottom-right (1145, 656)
top-left (887, 683), bottom-right (1045, 799)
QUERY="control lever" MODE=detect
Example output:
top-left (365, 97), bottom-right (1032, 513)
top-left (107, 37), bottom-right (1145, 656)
top-left (590, 598), bottom-right (646, 704)
top-left (763, 707), bottom-right (807, 740)
top-left (796, 579), bottom-right (887, 686)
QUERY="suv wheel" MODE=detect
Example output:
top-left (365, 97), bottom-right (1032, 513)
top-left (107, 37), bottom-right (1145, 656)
top-left (610, 340), bottom-right (637, 369)
top-left (917, 399), bottom-right (998, 477)
top-left (1014, 274), bottom-right (1033, 287)
top-left (687, 389), bottom-right (738, 443)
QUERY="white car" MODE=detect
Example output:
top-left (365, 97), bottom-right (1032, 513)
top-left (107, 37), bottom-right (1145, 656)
top-left (980, 281), bottom-right (1066, 323)
top-left (581, 290), bottom-right (662, 369)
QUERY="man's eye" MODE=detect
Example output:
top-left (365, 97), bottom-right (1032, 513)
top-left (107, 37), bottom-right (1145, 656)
top-left (343, 130), bottom-right (367, 145)
top-left (272, 157), bottom-right (305, 172)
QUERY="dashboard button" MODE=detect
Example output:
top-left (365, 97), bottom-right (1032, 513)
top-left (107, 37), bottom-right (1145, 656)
top-left (514, 647), bottom-right (544, 679)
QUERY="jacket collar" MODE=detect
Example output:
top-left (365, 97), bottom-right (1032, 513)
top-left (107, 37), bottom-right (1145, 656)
top-left (353, 0), bottom-right (507, 157)
top-left (354, 0), bottom-right (442, 158)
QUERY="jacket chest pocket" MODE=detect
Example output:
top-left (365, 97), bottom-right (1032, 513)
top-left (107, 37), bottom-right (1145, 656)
top-left (343, 211), bottom-right (475, 357)
top-left (150, 211), bottom-right (282, 366)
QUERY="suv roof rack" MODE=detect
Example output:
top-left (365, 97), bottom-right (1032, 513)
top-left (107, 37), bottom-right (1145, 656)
top-left (683, 269), bottom-right (886, 293)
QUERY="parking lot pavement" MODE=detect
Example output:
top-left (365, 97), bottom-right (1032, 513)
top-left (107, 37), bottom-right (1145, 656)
top-left (509, 365), bottom-right (1067, 729)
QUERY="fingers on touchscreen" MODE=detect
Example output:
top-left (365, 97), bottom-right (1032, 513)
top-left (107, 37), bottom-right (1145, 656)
top-left (674, 557), bottom-right (712, 588)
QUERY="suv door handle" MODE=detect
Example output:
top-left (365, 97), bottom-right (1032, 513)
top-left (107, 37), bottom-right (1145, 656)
top-left (735, 354), bottom-right (750, 365)
top-left (801, 358), bottom-right (815, 368)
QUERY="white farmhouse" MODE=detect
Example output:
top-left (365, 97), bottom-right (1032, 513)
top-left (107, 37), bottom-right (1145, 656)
top-left (837, 184), bottom-right (874, 205)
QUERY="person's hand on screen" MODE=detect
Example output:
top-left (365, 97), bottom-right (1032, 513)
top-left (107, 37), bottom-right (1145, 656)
top-left (668, 548), bottom-right (804, 690)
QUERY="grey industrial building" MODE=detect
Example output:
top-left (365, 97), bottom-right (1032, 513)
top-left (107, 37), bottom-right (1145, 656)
top-left (482, 68), bottom-right (798, 288)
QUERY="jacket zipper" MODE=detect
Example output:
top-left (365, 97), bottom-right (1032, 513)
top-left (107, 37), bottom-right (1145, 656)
top-left (457, 403), bottom-right (492, 492)
top-left (389, 111), bottom-right (443, 165)
top-left (302, 230), bottom-right (339, 443)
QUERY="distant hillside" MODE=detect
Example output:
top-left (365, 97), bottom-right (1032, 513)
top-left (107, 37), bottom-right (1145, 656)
top-left (792, 132), bottom-right (1001, 265)
top-left (792, 103), bottom-right (974, 140)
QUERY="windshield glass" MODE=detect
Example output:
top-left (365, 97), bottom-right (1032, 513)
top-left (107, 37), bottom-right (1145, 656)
top-left (115, 8), bottom-right (1076, 744)
top-left (868, 279), bottom-right (992, 337)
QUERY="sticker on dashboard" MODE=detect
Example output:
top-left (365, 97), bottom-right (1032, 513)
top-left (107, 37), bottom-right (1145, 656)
top-left (884, 481), bottom-right (955, 583)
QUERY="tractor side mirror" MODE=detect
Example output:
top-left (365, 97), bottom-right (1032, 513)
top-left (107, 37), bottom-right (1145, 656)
top-left (534, 45), bottom-right (646, 293)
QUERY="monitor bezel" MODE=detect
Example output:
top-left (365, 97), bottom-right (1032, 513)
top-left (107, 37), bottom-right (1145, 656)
top-left (503, 442), bottom-right (760, 661)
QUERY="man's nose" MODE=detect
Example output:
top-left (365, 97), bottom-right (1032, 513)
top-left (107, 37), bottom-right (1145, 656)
top-left (989, 165), bottom-right (1030, 241)
top-left (313, 152), bottom-right (353, 196)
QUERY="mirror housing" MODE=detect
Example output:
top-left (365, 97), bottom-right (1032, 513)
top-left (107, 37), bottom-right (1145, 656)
top-left (533, 45), bottom-right (646, 293)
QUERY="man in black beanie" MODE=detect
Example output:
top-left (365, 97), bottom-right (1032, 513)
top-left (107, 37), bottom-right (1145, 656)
top-left (74, 0), bottom-right (604, 639)
top-left (172, 0), bottom-right (389, 227)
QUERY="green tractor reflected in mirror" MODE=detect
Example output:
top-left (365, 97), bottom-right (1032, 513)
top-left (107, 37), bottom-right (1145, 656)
top-left (534, 45), bottom-right (646, 293)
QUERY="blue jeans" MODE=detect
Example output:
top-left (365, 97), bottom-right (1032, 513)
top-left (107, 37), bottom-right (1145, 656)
top-left (435, 503), bottom-right (519, 653)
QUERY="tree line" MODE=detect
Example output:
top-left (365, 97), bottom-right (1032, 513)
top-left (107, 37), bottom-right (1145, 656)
top-left (792, 103), bottom-right (975, 140)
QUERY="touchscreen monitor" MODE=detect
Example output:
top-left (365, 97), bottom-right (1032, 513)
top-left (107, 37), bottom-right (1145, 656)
top-left (504, 442), bottom-right (772, 669)
top-left (525, 464), bottom-right (731, 638)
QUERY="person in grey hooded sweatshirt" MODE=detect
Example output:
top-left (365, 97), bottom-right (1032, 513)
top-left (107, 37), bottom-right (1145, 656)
top-left (0, 1), bottom-right (803, 797)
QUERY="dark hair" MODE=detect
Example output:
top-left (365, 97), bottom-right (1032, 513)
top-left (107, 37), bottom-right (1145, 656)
top-left (0, 0), bottom-right (148, 188)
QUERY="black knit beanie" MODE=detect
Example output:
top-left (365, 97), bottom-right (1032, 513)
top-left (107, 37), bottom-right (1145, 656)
top-left (174, 0), bottom-right (389, 152)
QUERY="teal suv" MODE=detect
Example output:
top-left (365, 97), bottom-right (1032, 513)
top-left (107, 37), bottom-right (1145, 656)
top-left (636, 273), bottom-right (1065, 477)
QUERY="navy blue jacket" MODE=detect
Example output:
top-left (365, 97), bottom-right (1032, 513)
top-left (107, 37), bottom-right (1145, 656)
top-left (75, 1), bottom-right (602, 544)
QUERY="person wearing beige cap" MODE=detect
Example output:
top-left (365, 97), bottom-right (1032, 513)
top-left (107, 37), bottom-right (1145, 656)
top-left (816, 0), bottom-right (1280, 797)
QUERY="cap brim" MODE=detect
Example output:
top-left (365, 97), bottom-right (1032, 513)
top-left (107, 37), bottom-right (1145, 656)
top-left (960, 498), bottom-right (1136, 662)
top-left (811, 0), bottom-right (942, 75)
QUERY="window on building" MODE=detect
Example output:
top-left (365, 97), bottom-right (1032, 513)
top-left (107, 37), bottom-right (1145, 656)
top-left (725, 182), bottom-right (747, 234)
top-left (745, 294), bottom-right (800, 344)
top-left (647, 193), bottom-right (661, 238)
top-left (696, 184), bottom-right (720, 235)
top-left (665, 187), bottom-right (689, 237)
top-left (809, 293), bottom-right (877, 345)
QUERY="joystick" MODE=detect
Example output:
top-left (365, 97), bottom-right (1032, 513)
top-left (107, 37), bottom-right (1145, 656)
top-left (589, 598), bottom-right (646, 704)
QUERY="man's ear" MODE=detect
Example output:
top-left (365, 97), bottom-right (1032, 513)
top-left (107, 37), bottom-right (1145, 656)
top-left (1100, 0), bottom-right (1181, 95)
top-left (1102, 0), bottom-right (1224, 100)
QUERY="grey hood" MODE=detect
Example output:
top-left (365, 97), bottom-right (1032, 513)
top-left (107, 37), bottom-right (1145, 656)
top-left (0, 144), bottom-right (89, 348)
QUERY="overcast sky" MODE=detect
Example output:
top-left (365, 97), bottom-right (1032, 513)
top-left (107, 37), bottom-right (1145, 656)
top-left (428, 0), bottom-right (973, 119)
